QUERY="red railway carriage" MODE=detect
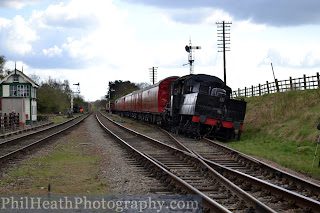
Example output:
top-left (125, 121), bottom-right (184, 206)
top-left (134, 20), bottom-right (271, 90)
top-left (115, 76), bottom-right (179, 119)
top-left (140, 76), bottom-right (178, 113)
top-left (115, 96), bottom-right (126, 111)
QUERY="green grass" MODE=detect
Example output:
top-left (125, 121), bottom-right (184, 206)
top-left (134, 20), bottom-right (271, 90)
top-left (49, 115), bottom-right (68, 123)
top-left (43, 113), bottom-right (83, 123)
top-left (228, 89), bottom-right (320, 178)
top-left (0, 136), bottom-right (108, 195)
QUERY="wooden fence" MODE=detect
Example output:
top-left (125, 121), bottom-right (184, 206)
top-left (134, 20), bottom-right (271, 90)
top-left (0, 113), bottom-right (20, 132)
top-left (232, 73), bottom-right (320, 98)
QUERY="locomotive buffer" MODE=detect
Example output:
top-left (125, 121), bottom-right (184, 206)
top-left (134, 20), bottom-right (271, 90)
top-left (185, 39), bottom-right (201, 74)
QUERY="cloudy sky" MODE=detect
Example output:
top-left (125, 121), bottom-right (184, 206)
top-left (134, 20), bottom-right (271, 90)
top-left (1, 0), bottom-right (320, 101)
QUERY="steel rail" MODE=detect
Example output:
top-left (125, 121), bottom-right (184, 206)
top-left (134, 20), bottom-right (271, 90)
top-left (159, 128), bottom-right (320, 211)
top-left (0, 114), bottom-right (88, 148)
top-left (0, 113), bottom-right (90, 164)
top-left (96, 113), bottom-right (231, 213)
top-left (98, 112), bottom-right (276, 212)
top-left (203, 137), bottom-right (320, 198)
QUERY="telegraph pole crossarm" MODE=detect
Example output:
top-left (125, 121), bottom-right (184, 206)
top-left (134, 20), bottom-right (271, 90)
top-left (216, 21), bottom-right (232, 85)
top-left (149, 67), bottom-right (158, 84)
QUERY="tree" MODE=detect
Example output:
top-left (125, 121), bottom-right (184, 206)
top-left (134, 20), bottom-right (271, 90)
top-left (37, 77), bottom-right (72, 114)
top-left (29, 74), bottom-right (41, 85)
top-left (0, 55), bottom-right (5, 78)
top-left (137, 82), bottom-right (151, 89)
top-left (107, 80), bottom-right (139, 102)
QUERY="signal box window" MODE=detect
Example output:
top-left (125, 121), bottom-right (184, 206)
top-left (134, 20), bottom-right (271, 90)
top-left (10, 85), bottom-right (30, 97)
top-left (13, 75), bottom-right (19, 82)
top-left (10, 85), bottom-right (17, 96)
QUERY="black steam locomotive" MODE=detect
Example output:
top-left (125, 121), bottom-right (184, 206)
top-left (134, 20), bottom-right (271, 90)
top-left (163, 74), bottom-right (246, 141)
top-left (114, 74), bottom-right (246, 141)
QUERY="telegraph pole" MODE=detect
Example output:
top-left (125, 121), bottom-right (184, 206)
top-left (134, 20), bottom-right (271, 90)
top-left (271, 63), bottom-right (276, 82)
top-left (216, 21), bottom-right (231, 84)
top-left (149, 67), bottom-right (158, 84)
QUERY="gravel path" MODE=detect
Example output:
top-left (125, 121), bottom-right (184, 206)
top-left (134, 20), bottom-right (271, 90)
top-left (84, 113), bottom-right (151, 194)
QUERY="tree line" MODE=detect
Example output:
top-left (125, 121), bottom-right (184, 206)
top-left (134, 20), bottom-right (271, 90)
top-left (0, 55), bottom-right (88, 114)
top-left (106, 80), bottom-right (150, 103)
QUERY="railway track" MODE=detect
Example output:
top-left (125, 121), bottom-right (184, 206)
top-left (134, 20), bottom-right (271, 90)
top-left (0, 113), bottom-right (89, 166)
top-left (161, 131), bottom-right (320, 202)
top-left (100, 112), bottom-right (320, 212)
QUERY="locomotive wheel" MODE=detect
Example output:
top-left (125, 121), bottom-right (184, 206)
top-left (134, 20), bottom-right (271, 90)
top-left (225, 129), bottom-right (235, 142)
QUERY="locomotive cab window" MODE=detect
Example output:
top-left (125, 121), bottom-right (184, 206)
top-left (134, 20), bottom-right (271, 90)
top-left (199, 84), bottom-right (209, 94)
top-left (210, 88), bottom-right (226, 97)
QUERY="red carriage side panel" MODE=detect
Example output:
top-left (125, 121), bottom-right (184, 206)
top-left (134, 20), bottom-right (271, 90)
top-left (125, 94), bottom-right (132, 111)
top-left (138, 92), bottom-right (142, 112)
top-left (132, 91), bottom-right (141, 112)
top-left (131, 92), bottom-right (137, 111)
top-left (158, 77), bottom-right (178, 113)
top-left (115, 96), bottom-right (126, 111)
top-left (141, 86), bottom-right (159, 113)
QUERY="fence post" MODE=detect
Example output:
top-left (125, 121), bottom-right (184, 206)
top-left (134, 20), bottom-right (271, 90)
top-left (238, 88), bottom-right (240, 97)
top-left (275, 79), bottom-right (280, 92)
top-left (245, 87), bottom-right (247, 97)
top-left (258, 84), bottom-right (261, 96)
top-left (304, 74), bottom-right (307, 90)
top-left (4, 113), bottom-right (8, 130)
top-left (266, 81), bottom-right (270, 94)
top-left (317, 72), bottom-right (320, 88)
top-left (0, 114), bottom-right (3, 134)
top-left (16, 113), bottom-right (19, 128)
top-left (251, 85), bottom-right (254, 97)
top-left (290, 77), bottom-right (293, 90)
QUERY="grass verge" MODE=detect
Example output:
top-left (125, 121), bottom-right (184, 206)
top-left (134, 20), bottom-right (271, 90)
top-left (230, 89), bottom-right (320, 178)
top-left (0, 135), bottom-right (109, 195)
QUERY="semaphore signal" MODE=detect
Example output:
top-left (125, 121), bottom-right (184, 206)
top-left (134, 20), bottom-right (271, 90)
top-left (184, 39), bottom-right (201, 75)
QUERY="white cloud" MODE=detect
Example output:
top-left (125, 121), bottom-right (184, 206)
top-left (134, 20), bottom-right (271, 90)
top-left (0, 15), bottom-right (38, 55)
top-left (0, 0), bottom-right (47, 9)
top-left (2, 0), bottom-right (320, 101)
top-left (42, 45), bottom-right (62, 57)
top-left (30, 1), bottom-right (101, 29)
